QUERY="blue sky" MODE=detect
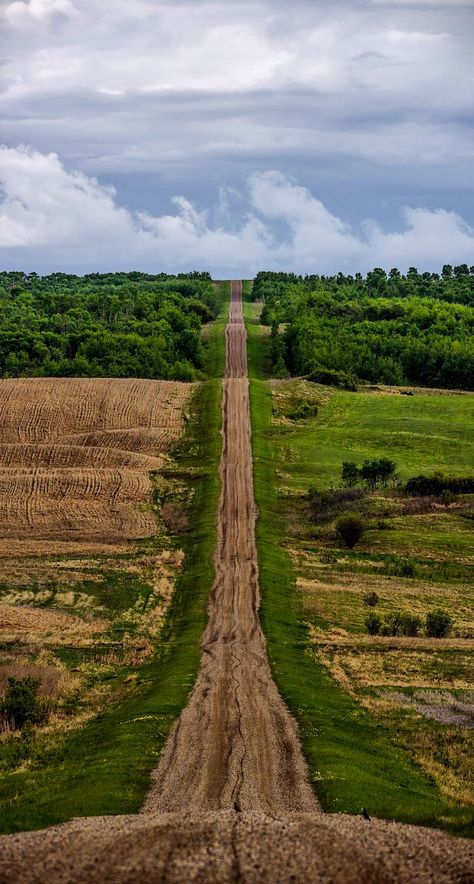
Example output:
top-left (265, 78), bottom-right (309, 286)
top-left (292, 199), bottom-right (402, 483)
top-left (0, 0), bottom-right (473, 275)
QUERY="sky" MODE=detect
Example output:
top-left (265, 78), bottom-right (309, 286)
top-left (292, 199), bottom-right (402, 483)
top-left (0, 0), bottom-right (473, 276)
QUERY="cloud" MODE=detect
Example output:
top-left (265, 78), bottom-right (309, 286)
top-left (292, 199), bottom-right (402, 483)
top-left (0, 0), bottom-right (472, 236)
top-left (3, 0), bottom-right (76, 27)
top-left (1, 146), bottom-right (473, 276)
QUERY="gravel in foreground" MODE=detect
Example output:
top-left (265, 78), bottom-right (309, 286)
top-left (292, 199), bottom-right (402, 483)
top-left (1, 811), bottom-right (473, 883)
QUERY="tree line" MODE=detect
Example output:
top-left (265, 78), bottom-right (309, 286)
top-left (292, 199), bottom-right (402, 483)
top-left (0, 271), bottom-right (217, 381)
top-left (253, 268), bottom-right (474, 389)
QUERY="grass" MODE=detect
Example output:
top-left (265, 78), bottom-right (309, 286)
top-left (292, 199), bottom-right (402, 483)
top-left (300, 570), bottom-right (473, 638)
top-left (0, 282), bottom-right (229, 834)
top-left (270, 382), bottom-right (474, 492)
top-left (367, 513), bottom-right (474, 562)
top-left (244, 292), bottom-right (474, 836)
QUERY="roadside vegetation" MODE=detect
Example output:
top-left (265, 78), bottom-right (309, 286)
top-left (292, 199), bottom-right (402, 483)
top-left (0, 271), bottom-right (218, 380)
top-left (0, 282), bottom-right (229, 833)
top-left (244, 284), bottom-right (474, 836)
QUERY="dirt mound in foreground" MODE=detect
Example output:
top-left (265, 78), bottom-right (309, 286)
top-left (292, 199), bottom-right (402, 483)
top-left (1, 812), bottom-right (472, 883)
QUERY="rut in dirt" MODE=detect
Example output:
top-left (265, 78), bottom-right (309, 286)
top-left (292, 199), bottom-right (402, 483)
top-left (143, 281), bottom-right (318, 815)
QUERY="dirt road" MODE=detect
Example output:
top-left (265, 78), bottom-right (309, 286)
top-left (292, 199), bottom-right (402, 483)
top-left (1, 282), bottom-right (473, 882)
top-left (143, 280), bottom-right (317, 814)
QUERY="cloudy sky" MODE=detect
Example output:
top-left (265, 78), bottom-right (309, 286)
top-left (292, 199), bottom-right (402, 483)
top-left (0, 0), bottom-right (473, 275)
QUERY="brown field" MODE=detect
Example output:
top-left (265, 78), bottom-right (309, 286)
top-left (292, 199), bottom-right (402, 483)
top-left (0, 378), bottom-right (191, 546)
top-left (0, 378), bottom-right (192, 741)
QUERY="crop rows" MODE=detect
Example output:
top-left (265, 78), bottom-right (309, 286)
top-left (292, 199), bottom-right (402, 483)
top-left (0, 378), bottom-right (191, 546)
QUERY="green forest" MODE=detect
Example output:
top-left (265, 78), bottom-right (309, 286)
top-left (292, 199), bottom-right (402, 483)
top-left (0, 271), bottom-right (218, 380)
top-left (254, 266), bottom-right (474, 389)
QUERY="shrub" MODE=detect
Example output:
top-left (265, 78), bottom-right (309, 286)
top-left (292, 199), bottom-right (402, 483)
top-left (425, 609), bottom-right (454, 638)
top-left (365, 613), bottom-right (382, 635)
top-left (341, 458), bottom-right (398, 489)
top-left (440, 489), bottom-right (456, 505)
top-left (307, 366), bottom-right (357, 391)
top-left (274, 355), bottom-right (289, 379)
top-left (382, 612), bottom-right (422, 637)
top-left (0, 676), bottom-right (45, 730)
top-left (399, 613), bottom-right (422, 637)
top-left (360, 458), bottom-right (397, 490)
top-left (308, 487), bottom-right (365, 521)
top-left (382, 612), bottom-right (403, 636)
top-left (363, 591), bottom-right (379, 607)
top-left (336, 512), bottom-right (365, 548)
top-left (406, 473), bottom-right (474, 497)
top-left (342, 461), bottom-right (360, 488)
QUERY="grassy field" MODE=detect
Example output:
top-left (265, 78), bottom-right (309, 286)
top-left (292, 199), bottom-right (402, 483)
top-left (0, 283), bottom-right (229, 834)
top-left (244, 291), bottom-right (474, 835)
top-left (272, 382), bottom-right (473, 492)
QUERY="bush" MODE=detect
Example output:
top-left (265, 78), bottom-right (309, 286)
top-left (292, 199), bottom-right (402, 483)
top-left (336, 512), bottom-right (365, 548)
top-left (425, 609), bottom-right (454, 638)
top-left (1, 676), bottom-right (45, 730)
top-left (440, 489), bottom-right (456, 505)
top-left (400, 613), bottom-right (422, 637)
top-left (342, 461), bottom-right (360, 488)
top-left (365, 613), bottom-right (382, 635)
top-left (287, 400), bottom-right (319, 421)
top-left (308, 487), bottom-right (365, 522)
top-left (363, 591), bottom-right (379, 607)
top-left (382, 612), bottom-right (422, 637)
top-left (406, 473), bottom-right (474, 497)
top-left (307, 366), bottom-right (357, 391)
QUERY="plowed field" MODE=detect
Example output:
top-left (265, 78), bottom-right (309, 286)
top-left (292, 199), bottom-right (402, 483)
top-left (0, 378), bottom-right (190, 546)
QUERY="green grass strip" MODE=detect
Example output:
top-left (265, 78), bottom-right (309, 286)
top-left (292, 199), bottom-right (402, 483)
top-left (243, 284), bottom-right (473, 837)
top-left (0, 283), bottom-right (229, 834)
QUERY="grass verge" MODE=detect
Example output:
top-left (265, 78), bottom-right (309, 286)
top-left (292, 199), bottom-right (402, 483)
top-left (244, 292), bottom-right (473, 836)
top-left (0, 283), bottom-right (229, 833)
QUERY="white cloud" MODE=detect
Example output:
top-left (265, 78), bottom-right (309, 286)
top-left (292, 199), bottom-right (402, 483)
top-left (1, 147), bottom-right (473, 276)
top-left (0, 0), bottom-right (472, 225)
top-left (3, 0), bottom-right (76, 27)
top-left (0, 1), bottom-right (467, 107)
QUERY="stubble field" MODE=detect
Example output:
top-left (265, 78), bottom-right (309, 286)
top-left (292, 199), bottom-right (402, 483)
top-left (0, 377), bottom-right (192, 789)
top-left (0, 378), bottom-right (190, 547)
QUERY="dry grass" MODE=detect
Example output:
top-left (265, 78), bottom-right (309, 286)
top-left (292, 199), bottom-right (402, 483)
top-left (315, 646), bottom-right (473, 691)
top-left (0, 604), bottom-right (105, 640)
top-left (413, 729), bottom-right (474, 806)
top-left (300, 570), bottom-right (474, 638)
top-left (0, 540), bottom-right (130, 556)
top-left (0, 662), bottom-right (79, 702)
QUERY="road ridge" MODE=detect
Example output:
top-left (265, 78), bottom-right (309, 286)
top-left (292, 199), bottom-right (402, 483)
top-left (143, 280), bottom-right (318, 814)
